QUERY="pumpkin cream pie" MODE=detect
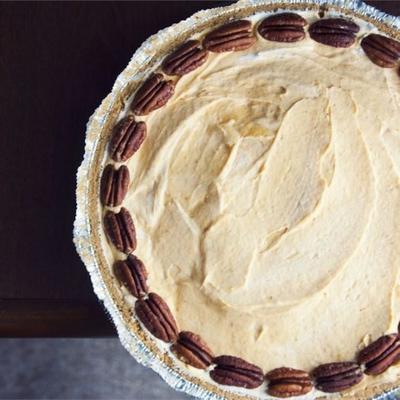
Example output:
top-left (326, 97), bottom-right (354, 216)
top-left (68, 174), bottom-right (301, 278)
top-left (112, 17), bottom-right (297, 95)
top-left (98, 5), bottom-right (400, 399)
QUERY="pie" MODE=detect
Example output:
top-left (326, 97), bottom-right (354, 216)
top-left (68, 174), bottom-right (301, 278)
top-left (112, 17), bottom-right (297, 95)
top-left (90, 2), bottom-right (400, 399)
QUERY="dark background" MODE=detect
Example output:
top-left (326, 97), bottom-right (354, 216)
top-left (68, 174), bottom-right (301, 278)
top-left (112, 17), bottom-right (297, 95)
top-left (0, 1), bottom-right (398, 337)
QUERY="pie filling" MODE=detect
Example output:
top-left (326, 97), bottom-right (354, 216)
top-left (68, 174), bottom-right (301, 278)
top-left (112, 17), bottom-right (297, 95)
top-left (100, 9), bottom-right (400, 398)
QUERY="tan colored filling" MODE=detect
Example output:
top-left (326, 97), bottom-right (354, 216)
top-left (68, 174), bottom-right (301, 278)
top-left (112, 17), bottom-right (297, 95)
top-left (109, 29), bottom-right (400, 380)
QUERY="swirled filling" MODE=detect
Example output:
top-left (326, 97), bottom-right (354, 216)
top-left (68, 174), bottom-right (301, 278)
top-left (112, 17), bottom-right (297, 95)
top-left (111, 23), bottom-right (400, 373)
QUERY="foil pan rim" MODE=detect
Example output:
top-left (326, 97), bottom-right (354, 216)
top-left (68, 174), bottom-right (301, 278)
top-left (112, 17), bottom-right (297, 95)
top-left (74, 1), bottom-right (400, 399)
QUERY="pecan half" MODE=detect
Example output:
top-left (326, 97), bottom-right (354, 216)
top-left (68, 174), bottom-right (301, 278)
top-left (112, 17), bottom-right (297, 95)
top-left (104, 207), bottom-right (136, 254)
top-left (100, 164), bottom-right (129, 207)
top-left (109, 115), bottom-right (146, 162)
top-left (113, 255), bottom-right (148, 298)
top-left (266, 367), bottom-right (313, 398)
top-left (131, 73), bottom-right (174, 116)
top-left (358, 334), bottom-right (400, 375)
top-left (210, 355), bottom-right (264, 389)
top-left (361, 34), bottom-right (400, 68)
top-left (135, 292), bottom-right (178, 342)
top-left (173, 331), bottom-right (214, 369)
top-left (258, 13), bottom-right (307, 43)
top-left (309, 18), bottom-right (360, 48)
top-left (162, 40), bottom-right (208, 76)
top-left (313, 362), bottom-right (363, 393)
top-left (203, 20), bottom-right (256, 53)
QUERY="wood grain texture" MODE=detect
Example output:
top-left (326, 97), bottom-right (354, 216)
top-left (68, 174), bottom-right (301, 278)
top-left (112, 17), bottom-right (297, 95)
top-left (0, 300), bottom-right (115, 337)
top-left (0, 1), bottom-right (398, 337)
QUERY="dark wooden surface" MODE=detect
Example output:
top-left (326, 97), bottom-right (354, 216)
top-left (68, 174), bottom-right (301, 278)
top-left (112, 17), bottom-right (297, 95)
top-left (0, 1), bottom-right (398, 337)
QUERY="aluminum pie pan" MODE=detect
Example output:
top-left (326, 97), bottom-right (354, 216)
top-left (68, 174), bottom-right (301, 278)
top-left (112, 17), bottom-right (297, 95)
top-left (73, 1), bottom-right (400, 399)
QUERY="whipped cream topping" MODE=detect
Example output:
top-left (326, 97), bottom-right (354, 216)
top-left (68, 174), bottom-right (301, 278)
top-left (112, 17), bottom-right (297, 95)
top-left (103, 11), bottom-right (400, 395)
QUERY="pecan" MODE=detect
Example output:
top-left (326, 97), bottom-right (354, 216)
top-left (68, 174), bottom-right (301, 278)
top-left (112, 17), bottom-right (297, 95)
top-left (313, 362), bottom-right (363, 393)
top-left (131, 73), bottom-right (174, 116)
top-left (266, 367), bottom-right (313, 398)
top-left (162, 40), bottom-right (208, 76)
top-left (258, 13), bottom-right (307, 43)
top-left (113, 255), bottom-right (148, 298)
top-left (100, 164), bottom-right (129, 207)
top-left (210, 355), bottom-right (264, 389)
top-left (203, 20), bottom-right (256, 53)
top-left (104, 207), bottom-right (136, 254)
top-left (135, 292), bottom-right (178, 342)
top-left (309, 18), bottom-right (360, 48)
top-left (358, 334), bottom-right (400, 375)
top-left (361, 34), bottom-right (400, 68)
top-left (173, 331), bottom-right (214, 369)
top-left (109, 115), bottom-right (146, 162)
